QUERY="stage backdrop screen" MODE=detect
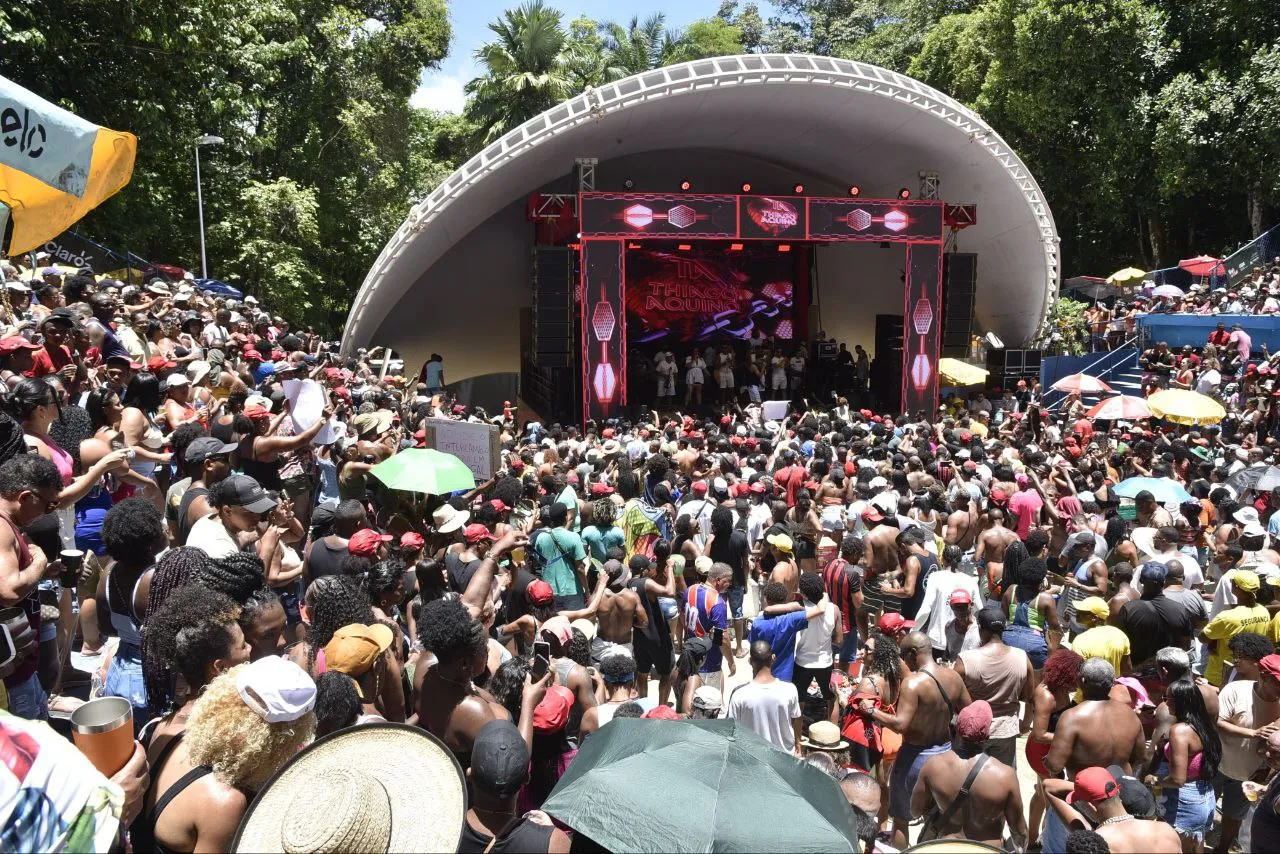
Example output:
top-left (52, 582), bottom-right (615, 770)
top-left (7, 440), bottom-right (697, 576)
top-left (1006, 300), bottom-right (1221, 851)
top-left (624, 247), bottom-right (797, 345)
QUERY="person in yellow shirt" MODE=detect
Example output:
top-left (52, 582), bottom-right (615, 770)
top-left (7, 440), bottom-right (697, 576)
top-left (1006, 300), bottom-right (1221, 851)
top-left (1068, 596), bottom-right (1133, 677)
top-left (1203, 570), bottom-right (1271, 686)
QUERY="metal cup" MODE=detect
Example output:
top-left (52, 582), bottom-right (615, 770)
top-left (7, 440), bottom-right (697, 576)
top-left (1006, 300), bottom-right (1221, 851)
top-left (70, 696), bottom-right (134, 776)
top-left (60, 549), bottom-right (84, 588)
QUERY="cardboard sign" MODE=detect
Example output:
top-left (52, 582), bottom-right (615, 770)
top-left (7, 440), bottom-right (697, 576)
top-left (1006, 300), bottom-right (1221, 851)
top-left (420, 418), bottom-right (500, 481)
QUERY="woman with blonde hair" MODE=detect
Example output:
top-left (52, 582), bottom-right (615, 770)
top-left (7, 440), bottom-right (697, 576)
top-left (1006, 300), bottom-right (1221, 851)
top-left (132, 657), bottom-right (315, 852)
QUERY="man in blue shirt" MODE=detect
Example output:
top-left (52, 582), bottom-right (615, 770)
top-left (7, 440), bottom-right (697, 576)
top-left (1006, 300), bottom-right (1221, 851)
top-left (747, 581), bottom-right (826, 682)
top-left (423, 353), bottom-right (444, 395)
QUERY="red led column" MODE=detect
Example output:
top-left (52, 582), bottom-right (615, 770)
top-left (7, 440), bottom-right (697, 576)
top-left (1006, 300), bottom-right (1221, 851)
top-left (581, 240), bottom-right (627, 424)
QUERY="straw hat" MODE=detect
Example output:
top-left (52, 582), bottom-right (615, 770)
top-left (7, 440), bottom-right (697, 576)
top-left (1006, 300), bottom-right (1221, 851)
top-left (800, 720), bottom-right (849, 752)
top-left (232, 723), bottom-right (465, 853)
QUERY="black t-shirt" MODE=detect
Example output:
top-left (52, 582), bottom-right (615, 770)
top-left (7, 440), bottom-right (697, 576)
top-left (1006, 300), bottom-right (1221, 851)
top-left (709, 529), bottom-right (751, 588)
top-left (1116, 594), bottom-right (1195, 665)
top-left (1251, 777), bottom-right (1280, 854)
top-left (446, 552), bottom-right (482, 593)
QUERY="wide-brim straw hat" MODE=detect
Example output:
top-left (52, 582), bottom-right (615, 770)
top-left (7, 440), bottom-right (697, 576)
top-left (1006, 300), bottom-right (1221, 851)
top-left (232, 723), bottom-right (465, 853)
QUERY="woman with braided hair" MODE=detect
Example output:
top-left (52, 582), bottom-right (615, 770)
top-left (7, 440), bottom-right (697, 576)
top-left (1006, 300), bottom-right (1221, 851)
top-left (141, 547), bottom-right (212, 718)
top-left (197, 550), bottom-right (266, 605)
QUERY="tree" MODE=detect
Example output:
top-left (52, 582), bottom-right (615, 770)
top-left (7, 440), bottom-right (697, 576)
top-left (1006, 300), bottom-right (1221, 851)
top-left (680, 18), bottom-right (747, 60)
top-left (464, 0), bottom-right (572, 145)
top-left (717, 1), bottom-right (766, 52)
top-left (599, 14), bottom-right (687, 75)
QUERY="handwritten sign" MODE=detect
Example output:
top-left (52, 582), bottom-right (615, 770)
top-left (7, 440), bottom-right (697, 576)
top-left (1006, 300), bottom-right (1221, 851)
top-left (420, 418), bottom-right (500, 481)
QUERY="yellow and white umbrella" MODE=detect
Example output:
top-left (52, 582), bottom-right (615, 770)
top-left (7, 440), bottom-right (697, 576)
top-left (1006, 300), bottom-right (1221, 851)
top-left (1147, 389), bottom-right (1226, 425)
top-left (0, 75), bottom-right (136, 254)
top-left (1106, 267), bottom-right (1147, 284)
top-left (938, 358), bottom-right (988, 387)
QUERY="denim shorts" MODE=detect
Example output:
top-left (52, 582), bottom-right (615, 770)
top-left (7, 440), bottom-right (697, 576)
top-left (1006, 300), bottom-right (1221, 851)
top-left (102, 643), bottom-right (149, 731)
top-left (725, 586), bottom-right (745, 620)
top-left (658, 596), bottom-right (678, 622)
top-left (1162, 778), bottom-right (1214, 842)
top-left (4, 672), bottom-right (48, 721)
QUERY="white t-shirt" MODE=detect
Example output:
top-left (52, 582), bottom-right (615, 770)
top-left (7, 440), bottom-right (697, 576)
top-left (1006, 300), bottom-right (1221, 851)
top-left (912, 570), bottom-right (982, 652)
top-left (1155, 549), bottom-right (1204, 587)
top-left (1218, 680), bottom-right (1280, 781)
top-left (185, 514), bottom-right (240, 558)
top-left (795, 601), bottom-right (838, 668)
top-left (727, 679), bottom-right (801, 752)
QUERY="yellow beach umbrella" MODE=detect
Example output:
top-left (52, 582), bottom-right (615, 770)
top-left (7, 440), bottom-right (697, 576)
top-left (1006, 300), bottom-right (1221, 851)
top-left (1106, 267), bottom-right (1147, 284)
top-left (0, 74), bottom-right (136, 254)
top-left (938, 358), bottom-right (988, 386)
top-left (1147, 389), bottom-right (1226, 425)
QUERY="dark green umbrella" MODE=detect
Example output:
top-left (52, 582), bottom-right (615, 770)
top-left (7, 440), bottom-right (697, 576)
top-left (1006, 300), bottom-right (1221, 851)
top-left (542, 718), bottom-right (862, 853)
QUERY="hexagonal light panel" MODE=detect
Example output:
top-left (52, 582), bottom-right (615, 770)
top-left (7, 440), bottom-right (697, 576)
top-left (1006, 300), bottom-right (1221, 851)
top-left (846, 209), bottom-right (872, 231)
top-left (884, 209), bottom-right (908, 232)
top-left (666, 204), bottom-right (696, 229)
top-left (623, 204), bottom-right (653, 229)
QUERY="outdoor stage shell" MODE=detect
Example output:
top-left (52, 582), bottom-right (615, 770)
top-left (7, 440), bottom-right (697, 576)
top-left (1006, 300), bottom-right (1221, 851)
top-left (342, 54), bottom-right (1060, 401)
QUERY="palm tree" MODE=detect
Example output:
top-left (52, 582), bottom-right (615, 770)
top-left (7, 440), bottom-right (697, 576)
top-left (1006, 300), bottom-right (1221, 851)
top-left (600, 14), bottom-right (689, 77)
top-left (464, 1), bottom-right (572, 145)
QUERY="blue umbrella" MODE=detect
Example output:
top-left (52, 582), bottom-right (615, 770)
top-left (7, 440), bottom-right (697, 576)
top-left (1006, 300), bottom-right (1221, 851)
top-left (1113, 477), bottom-right (1193, 505)
top-left (193, 278), bottom-right (244, 300)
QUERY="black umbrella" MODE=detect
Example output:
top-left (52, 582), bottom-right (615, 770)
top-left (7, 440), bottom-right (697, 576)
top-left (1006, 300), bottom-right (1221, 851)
top-left (1227, 465), bottom-right (1280, 495)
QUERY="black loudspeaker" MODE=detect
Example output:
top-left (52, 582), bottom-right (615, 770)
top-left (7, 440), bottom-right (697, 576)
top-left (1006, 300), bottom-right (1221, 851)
top-left (872, 314), bottom-right (904, 411)
top-left (941, 253), bottom-right (977, 357)
top-left (533, 247), bottom-right (574, 367)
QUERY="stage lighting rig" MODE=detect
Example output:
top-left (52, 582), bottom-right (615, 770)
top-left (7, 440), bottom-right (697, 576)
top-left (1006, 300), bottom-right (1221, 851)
top-left (848, 186), bottom-right (861, 197)
top-left (898, 188), bottom-right (911, 200)
top-left (623, 178), bottom-right (635, 190)
top-left (741, 182), bottom-right (752, 193)
top-left (680, 180), bottom-right (691, 192)
top-left (793, 183), bottom-right (805, 194)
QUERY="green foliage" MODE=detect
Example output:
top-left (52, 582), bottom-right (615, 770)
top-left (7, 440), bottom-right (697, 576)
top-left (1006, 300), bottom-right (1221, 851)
top-left (1044, 296), bottom-right (1091, 356)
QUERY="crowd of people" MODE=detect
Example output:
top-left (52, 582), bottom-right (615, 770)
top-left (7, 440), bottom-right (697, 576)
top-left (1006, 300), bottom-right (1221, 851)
top-left (6, 247), bottom-right (1280, 853)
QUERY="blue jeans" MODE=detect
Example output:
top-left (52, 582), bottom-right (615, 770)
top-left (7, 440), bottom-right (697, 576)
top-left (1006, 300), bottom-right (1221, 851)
top-left (725, 586), bottom-right (745, 620)
top-left (838, 625), bottom-right (860, 668)
top-left (1041, 803), bottom-right (1070, 854)
top-left (5, 672), bottom-right (48, 721)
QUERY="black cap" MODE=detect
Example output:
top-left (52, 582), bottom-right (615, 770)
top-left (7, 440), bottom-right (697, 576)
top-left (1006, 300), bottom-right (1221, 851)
top-left (628, 554), bottom-right (653, 573)
top-left (219, 474), bottom-right (277, 513)
top-left (185, 437), bottom-right (237, 464)
top-left (976, 605), bottom-right (1007, 634)
top-left (1106, 765), bottom-right (1158, 818)
top-left (41, 307), bottom-right (76, 328)
top-left (471, 720), bottom-right (529, 797)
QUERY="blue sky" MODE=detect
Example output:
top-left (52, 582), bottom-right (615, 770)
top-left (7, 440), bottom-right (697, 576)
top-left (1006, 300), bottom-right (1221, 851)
top-left (412, 1), bottom-right (778, 113)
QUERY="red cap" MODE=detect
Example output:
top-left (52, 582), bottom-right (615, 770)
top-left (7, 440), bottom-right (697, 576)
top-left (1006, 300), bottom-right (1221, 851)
top-left (734, 482), bottom-right (750, 498)
top-left (959, 431), bottom-right (972, 442)
top-left (333, 386), bottom-right (351, 401)
top-left (948, 589), bottom-right (972, 605)
top-left (244, 404), bottom-right (272, 421)
top-left (527, 579), bottom-right (554, 606)
top-left (464, 523), bottom-right (494, 544)
top-left (990, 487), bottom-right (1009, 502)
top-left (602, 428), bottom-right (615, 439)
top-left (643, 705), bottom-right (681, 720)
top-left (876, 613), bottom-right (914, 633)
top-left (861, 506), bottom-right (884, 522)
top-left (147, 355), bottom-right (177, 371)
top-left (532, 684), bottom-right (574, 733)
top-left (962, 461), bottom-right (977, 473)
top-left (243, 348), bottom-right (263, 361)
top-left (1259, 654), bottom-right (1280, 680)
top-left (1067, 767), bottom-right (1120, 804)
top-left (0, 337), bottom-right (39, 355)
top-left (749, 482), bottom-right (766, 494)
top-left (691, 481), bottom-right (708, 494)
top-left (347, 528), bottom-right (385, 557)
top-left (590, 482), bottom-right (615, 496)
top-left (509, 458), bottom-right (525, 470)
top-left (489, 499), bottom-right (509, 512)
top-left (399, 532), bottom-right (425, 550)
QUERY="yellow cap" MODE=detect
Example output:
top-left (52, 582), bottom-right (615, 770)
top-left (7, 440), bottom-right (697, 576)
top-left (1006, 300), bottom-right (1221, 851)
top-left (1076, 597), bottom-right (1110, 620)
top-left (1232, 570), bottom-right (1260, 593)
top-left (324, 623), bottom-right (394, 680)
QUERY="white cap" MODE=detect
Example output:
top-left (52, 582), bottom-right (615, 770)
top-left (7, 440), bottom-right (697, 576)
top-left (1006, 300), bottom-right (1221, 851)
top-left (164, 373), bottom-right (190, 388)
top-left (1235, 507), bottom-right (1261, 526)
top-left (235, 657), bottom-right (316, 723)
top-left (245, 393), bottom-right (273, 412)
top-left (5, 282), bottom-right (30, 293)
top-left (147, 282), bottom-right (171, 295)
top-left (712, 477), bottom-right (728, 494)
top-left (244, 295), bottom-right (259, 305)
top-left (868, 476), bottom-right (888, 490)
top-left (187, 360), bottom-right (211, 385)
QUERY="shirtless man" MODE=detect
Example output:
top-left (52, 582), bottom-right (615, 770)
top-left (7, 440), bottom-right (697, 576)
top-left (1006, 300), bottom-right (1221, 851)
top-left (591, 558), bottom-right (646, 665)
top-left (943, 492), bottom-right (980, 553)
top-left (865, 631), bottom-right (971, 849)
top-left (1042, 768), bottom-right (1181, 853)
top-left (974, 508), bottom-right (1018, 597)
top-left (906, 457), bottom-right (934, 493)
top-left (862, 509), bottom-right (902, 581)
top-left (1042, 658), bottom-right (1147, 854)
top-left (910, 700), bottom-right (1027, 849)
top-left (765, 532), bottom-right (799, 599)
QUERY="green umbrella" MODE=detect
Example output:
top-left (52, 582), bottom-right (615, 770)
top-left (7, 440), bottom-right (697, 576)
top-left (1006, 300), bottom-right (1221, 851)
top-left (368, 448), bottom-right (476, 495)
top-left (542, 718), bottom-right (862, 853)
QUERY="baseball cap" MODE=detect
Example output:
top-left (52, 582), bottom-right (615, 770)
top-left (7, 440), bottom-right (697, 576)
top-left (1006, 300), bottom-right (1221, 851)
top-left (629, 554), bottom-right (653, 574)
top-left (948, 589), bottom-right (972, 606)
top-left (1067, 767), bottom-right (1120, 804)
top-left (399, 532), bottom-right (425, 550)
top-left (1076, 596), bottom-right (1110, 620)
top-left (861, 506), bottom-right (884, 523)
top-left (0, 337), bottom-right (39, 356)
top-left (570, 618), bottom-right (596, 641)
top-left (766, 533), bottom-right (794, 552)
top-left (185, 436), bottom-right (236, 465)
top-left (347, 528), bottom-right (387, 557)
top-left (324, 623), bottom-right (395, 687)
top-left (526, 580), bottom-right (554, 607)
top-left (471, 720), bottom-right (530, 797)
top-left (1105, 764), bottom-right (1158, 818)
top-left (1233, 569), bottom-right (1261, 592)
top-left (244, 404), bottom-right (272, 421)
top-left (164, 372), bottom-right (190, 388)
top-left (1259, 654), bottom-right (1280, 680)
top-left (147, 355), bottom-right (177, 372)
top-left (877, 613), bottom-right (914, 633)
top-left (692, 685), bottom-right (723, 712)
top-left (956, 699), bottom-right (992, 742)
top-left (1138, 561), bottom-right (1169, 585)
top-left (539, 616), bottom-right (572, 648)
top-left (690, 481), bottom-right (708, 495)
top-left (694, 555), bottom-right (713, 576)
top-left (235, 657), bottom-right (316, 724)
top-left (533, 684), bottom-right (574, 733)
top-left (219, 474), bottom-right (277, 513)
top-left (464, 523), bottom-right (494, 545)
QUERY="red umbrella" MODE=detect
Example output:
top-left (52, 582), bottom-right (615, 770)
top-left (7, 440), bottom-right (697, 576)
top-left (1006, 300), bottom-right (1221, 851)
top-left (1051, 372), bottom-right (1114, 395)
top-left (1178, 255), bottom-right (1224, 277)
top-left (1085, 395), bottom-right (1153, 420)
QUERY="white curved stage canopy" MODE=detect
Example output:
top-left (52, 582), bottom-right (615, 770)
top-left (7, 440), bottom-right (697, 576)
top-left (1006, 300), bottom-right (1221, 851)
top-left (343, 54), bottom-right (1059, 393)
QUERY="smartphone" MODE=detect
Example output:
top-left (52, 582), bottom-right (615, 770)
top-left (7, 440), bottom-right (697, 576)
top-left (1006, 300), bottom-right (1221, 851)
top-left (532, 640), bottom-right (551, 680)
top-left (711, 627), bottom-right (724, 648)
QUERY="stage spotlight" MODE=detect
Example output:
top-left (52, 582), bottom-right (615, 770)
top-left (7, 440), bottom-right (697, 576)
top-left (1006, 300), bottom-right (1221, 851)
top-left (623, 178), bottom-right (635, 190)
top-left (898, 188), bottom-right (911, 199)
top-left (729, 243), bottom-right (744, 251)
top-left (741, 182), bottom-right (752, 193)
top-left (678, 244), bottom-right (692, 251)
top-left (848, 185), bottom-right (861, 197)
top-left (627, 243), bottom-right (641, 249)
top-left (680, 180), bottom-right (691, 192)
top-left (793, 183), bottom-right (805, 194)
top-left (778, 244), bottom-right (792, 253)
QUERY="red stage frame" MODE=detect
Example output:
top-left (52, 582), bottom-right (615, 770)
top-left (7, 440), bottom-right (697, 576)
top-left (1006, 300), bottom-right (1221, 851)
top-left (577, 192), bottom-right (946, 423)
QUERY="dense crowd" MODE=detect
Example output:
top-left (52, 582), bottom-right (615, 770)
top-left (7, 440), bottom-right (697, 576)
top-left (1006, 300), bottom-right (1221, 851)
top-left (6, 250), bottom-right (1280, 853)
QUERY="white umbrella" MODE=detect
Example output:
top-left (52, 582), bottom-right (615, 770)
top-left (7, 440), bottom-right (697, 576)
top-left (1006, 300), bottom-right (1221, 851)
top-left (1152, 284), bottom-right (1185, 298)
